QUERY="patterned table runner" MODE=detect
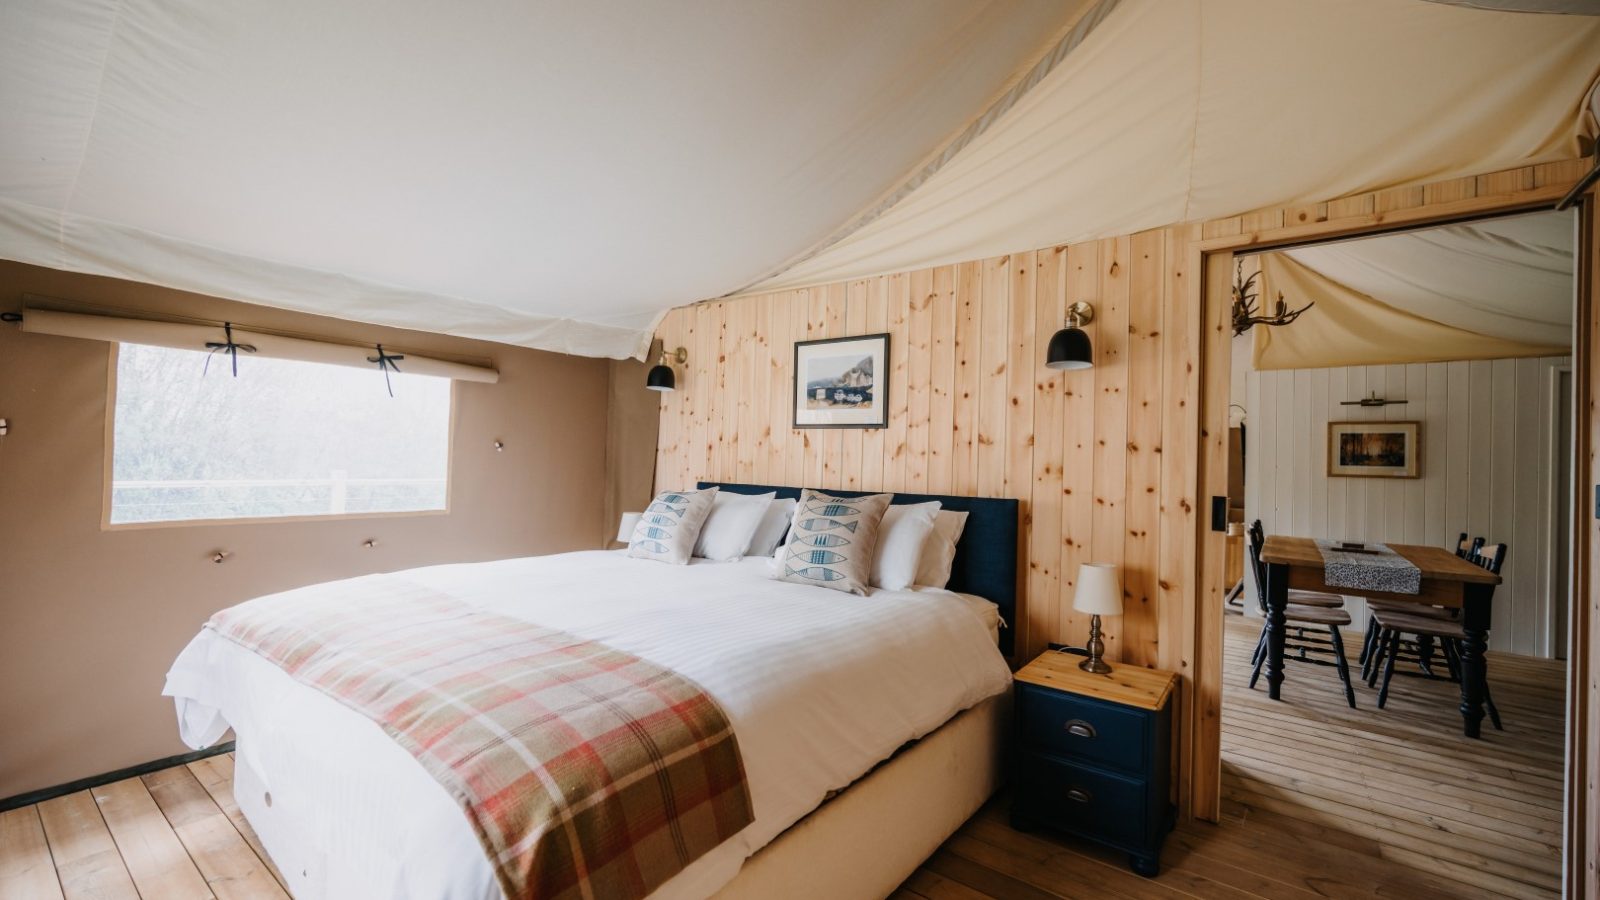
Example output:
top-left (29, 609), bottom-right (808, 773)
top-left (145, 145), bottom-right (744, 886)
top-left (1314, 540), bottom-right (1421, 595)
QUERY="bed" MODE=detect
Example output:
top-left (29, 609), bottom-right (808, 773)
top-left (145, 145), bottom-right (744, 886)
top-left (163, 485), bottom-right (1019, 899)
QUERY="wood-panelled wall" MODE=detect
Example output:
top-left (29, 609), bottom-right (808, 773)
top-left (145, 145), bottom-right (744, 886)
top-left (653, 226), bottom-right (1202, 673)
top-left (1246, 356), bottom-right (1573, 658)
top-left (652, 155), bottom-right (1594, 825)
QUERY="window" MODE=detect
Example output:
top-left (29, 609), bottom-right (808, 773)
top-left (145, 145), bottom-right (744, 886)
top-left (109, 343), bottom-right (451, 525)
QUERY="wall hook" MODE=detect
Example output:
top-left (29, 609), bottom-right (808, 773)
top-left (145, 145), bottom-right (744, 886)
top-left (211, 550), bottom-right (231, 564)
top-left (493, 440), bottom-right (504, 452)
top-left (363, 539), bottom-right (378, 549)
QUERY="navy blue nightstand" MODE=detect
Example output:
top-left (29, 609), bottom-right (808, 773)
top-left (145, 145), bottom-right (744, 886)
top-left (1009, 652), bottom-right (1178, 877)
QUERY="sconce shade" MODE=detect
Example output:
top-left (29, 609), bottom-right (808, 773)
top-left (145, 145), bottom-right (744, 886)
top-left (1046, 326), bottom-right (1093, 370)
top-left (1073, 563), bottom-right (1123, 615)
top-left (646, 363), bottom-right (676, 391)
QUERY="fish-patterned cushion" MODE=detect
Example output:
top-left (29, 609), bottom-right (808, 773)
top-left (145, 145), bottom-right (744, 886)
top-left (775, 490), bottom-right (893, 595)
top-left (626, 487), bottom-right (719, 565)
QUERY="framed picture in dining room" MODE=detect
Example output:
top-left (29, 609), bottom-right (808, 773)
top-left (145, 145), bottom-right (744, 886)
top-left (792, 333), bottom-right (889, 429)
top-left (1327, 420), bottom-right (1421, 478)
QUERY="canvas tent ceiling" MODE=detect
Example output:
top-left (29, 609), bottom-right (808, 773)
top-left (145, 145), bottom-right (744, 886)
top-left (2, 0), bottom-right (1598, 360)
top-left (1251, 209), bottom-right (1576, 370)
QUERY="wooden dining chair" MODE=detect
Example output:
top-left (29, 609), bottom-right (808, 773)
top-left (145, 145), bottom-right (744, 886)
top-left (1358, 533), bottom-right (1473, 679)
top-left (1366, 542), bottom-right (1506, 730)
top-left (1245, 521), bottom-right (1357, 708)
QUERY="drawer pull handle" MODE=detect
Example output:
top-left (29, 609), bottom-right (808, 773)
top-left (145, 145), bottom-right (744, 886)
top-left (1064, 719), bottom-right (1097, 739)
top-left (1066, 788), bottom-right (1093, 804)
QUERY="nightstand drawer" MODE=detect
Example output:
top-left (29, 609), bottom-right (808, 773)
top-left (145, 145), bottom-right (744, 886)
top-left (1017, 682), bottom-right (1147, 774)
top-left (1015, 751), bottom-right (1146, 850)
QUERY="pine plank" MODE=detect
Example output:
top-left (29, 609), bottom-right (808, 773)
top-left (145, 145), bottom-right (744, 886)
top-left (784, 292), bottom-right (811, 488)
top-left (820, 281), bottom-right (848, 488)
top-left (1124, 230), bottom-right (1165, 667)
top-left (1192, 246), bottom-right (1234, 822)
top-left (928, 265), bottom-right (957, 495)
top-left (975, 255), bottom-right (1010, 498)
top-left (34, 791), bottom-right (140, 900)
top-left (1090, 236), bottom-right (1130, 660)
top-left (1059, 240), bottom-right (1100, 649)
top-left (1029, 245), bottom-right (1067, 659)
top-left (859, 279), bottom-right (888, 491)
top-left (906, 267), bottom-right (935, 491)
top-left (90, 777), bottom-right (213, 900)
top-left (883, 273), bottom-right (912, 491)
top-left (1005, 250), bottom-right (1036, 502)
top-left (744, 294), bottom-right (771, 483)
top-left (0, 807), bottom-right (64, 900)
top-left (1007, 250), bottom-right (1037, 656)
top-left (141, 767), bottom-right (288, 899)
top-left (950, 260), bottom-right (982, 495)
top-left (1158, 224), bottom-right (1204, 816)
top-left (839, 285), bottom-right (867, 489)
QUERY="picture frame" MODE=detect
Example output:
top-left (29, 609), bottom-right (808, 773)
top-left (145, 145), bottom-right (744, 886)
top-left (792, 333), bottom-right (889, 429)
top-left (1326, 420), bottom-right (1420, 478)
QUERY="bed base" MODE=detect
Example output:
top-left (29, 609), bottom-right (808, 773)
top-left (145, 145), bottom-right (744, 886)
top-left (712, 692), bottom-right (1008, 899)
top-left (232, 693), bottom-right (1007, 899)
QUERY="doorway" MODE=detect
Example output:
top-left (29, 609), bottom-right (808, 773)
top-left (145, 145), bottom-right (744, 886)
top-left (1207, 207), bottom-right (1578, 898)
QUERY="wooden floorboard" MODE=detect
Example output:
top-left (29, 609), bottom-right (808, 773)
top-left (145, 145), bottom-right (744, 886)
top-left (0, 617), bottom-right (1564, 899)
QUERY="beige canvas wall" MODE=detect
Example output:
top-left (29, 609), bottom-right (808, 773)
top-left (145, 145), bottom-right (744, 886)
top-left (0, 261), bottom-right (610, 798)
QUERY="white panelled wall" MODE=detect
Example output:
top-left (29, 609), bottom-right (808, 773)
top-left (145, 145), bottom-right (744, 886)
top-left (1242, 356), bottom-right (1572, 658)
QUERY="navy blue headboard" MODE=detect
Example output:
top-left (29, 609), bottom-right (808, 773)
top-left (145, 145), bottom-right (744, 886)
top-left (698, 482), bottom-right (1019, 656)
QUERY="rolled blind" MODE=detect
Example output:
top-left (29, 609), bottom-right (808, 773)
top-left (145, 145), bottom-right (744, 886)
top-left (20, 308), bottom-right (499, 384)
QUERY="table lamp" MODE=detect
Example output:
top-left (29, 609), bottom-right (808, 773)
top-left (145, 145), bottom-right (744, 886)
top-left (1074, 563), bottom-right (1123, 674)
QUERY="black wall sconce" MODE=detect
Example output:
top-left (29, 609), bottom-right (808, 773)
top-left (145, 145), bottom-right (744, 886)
top-left (1045, 301), bottom-right (1095, 370)
top-left (647, 346), bottom-right (688, 391)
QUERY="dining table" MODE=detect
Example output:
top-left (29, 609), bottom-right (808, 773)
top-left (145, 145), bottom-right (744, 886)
top-left (1257, 536), bottom-right (1503, 738)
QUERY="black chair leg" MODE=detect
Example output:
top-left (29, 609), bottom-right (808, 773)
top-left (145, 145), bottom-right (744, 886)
top-left (1366, 627), bottom-right (1390, 688)
top-left (1484, 682), bottom-right (1503, 731)
top-left (1328, 625), bottom-right (1356, 709)
top-left (1417, 633), bottom-right (1437, 677)
top-left (1251, 626), bottom-right (1267, 668)
top-left (1249, 624), bottom-right (1267, 689)
top-left (1376, 629), bottom-right (1402, 709)
top-left (1359, 616), bottom-right (1377, 667)
top-left (1442, 638), bottom-right (1462, 683)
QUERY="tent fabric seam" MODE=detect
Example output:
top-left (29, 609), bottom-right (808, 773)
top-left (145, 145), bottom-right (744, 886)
top-left (720, 0), bottom-right (1124, 299)
top-left (58, 0), bottom-right (128, 258)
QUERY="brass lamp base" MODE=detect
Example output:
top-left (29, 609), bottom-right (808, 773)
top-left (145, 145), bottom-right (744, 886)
top-left (1079, 613), bottom-right (1113, 674)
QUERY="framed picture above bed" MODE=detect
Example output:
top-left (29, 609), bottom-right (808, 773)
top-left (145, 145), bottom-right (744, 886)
top-left (1327, 420), bottom-right (1421, 478)
top-left (792, 333), bottom-right (889, 429)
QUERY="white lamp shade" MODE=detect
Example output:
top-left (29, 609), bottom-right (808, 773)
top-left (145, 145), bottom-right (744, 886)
top-left (616, 512), bottom-right (642, 543)
top-left (1073, 563), bottom-right (1123, 616)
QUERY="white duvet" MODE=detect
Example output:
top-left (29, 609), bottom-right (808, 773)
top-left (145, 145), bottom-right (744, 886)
top-left (163, 551), bottom-right (1011, 900)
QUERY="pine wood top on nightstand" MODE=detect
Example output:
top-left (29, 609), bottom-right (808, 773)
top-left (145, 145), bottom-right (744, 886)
top-left (1014, 652), bottom-right (1178, 711)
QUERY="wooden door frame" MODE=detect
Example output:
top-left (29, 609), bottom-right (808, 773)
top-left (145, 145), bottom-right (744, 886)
top-left (1186, 178), bottom-right (1596, 893)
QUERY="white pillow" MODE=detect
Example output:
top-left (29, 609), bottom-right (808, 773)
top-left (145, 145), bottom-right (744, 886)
top-left (871, 501), bottom-right (941, 591)
top-left (745, 498), bottom-right (798, 557)
top-left (914, 509), bottom-right (970, 589)
top-left (693, 491), bottom-right (776, 561)
top-left (627, 488), bottom-right (718, 565)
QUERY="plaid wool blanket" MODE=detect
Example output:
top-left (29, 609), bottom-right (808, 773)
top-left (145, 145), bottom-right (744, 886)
top-left (208, 578), bottom-right (753, 900)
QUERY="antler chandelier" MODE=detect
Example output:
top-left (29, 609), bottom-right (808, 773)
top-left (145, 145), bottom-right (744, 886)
top-left (1232, 259), bottom-right (1313, 337)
